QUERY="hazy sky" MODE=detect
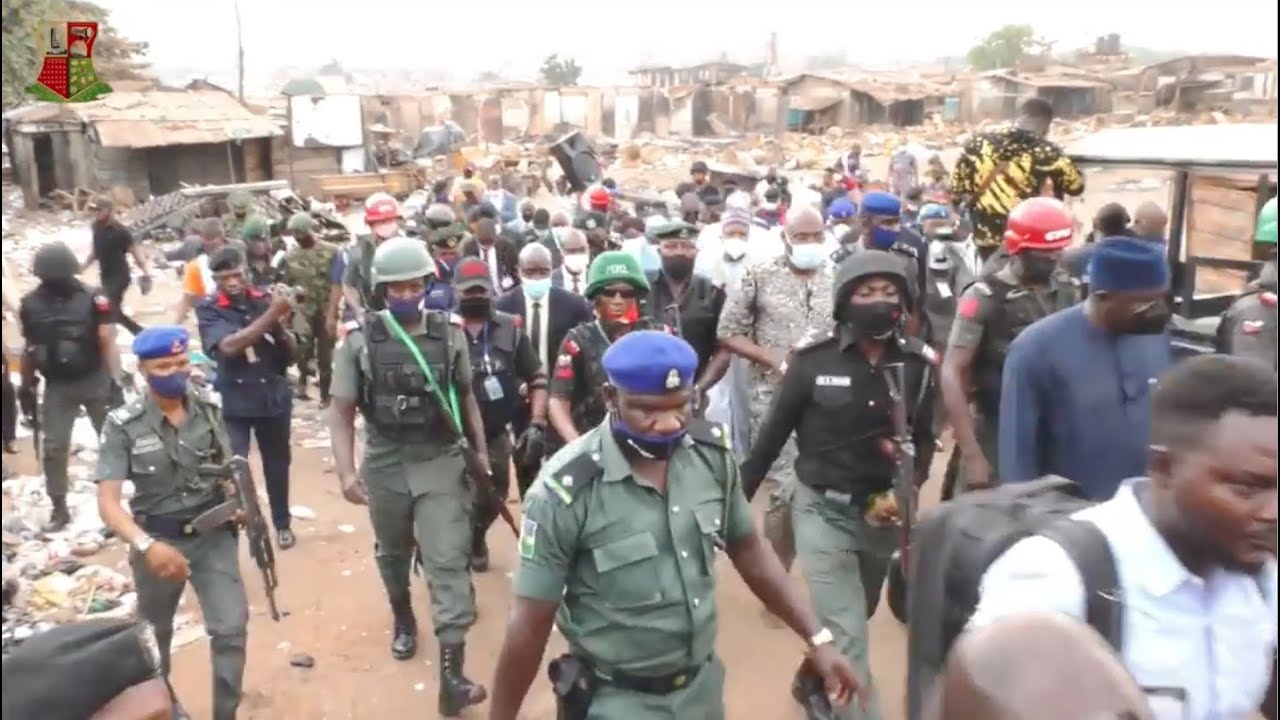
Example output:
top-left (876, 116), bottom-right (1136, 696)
top-left (99, 0), bottom-right (1278, 85)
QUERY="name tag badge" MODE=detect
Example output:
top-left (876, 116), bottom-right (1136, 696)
top-left (815, 375), bottom-right (852, 387)
top-left (483, 375), bottom-right (505, 401)
top-left (132, 435), bottom-right (164, 455)
top-left (935, 281), bottom-right (953, 299)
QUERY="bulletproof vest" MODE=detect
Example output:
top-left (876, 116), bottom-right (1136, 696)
top-left (923, 269), bottom-right (959, 347)
top-left (23, 284), bottom-right (100, 380)
top-left (359, 311), bottom-right (453, 441)
top-left (569, 320), bottom-right (660, 432)
top-left (355, 237), bottom-right (382, 311)
top-left (469, 312), bottom-right (522, 435)
top-left (971, 274), bottom-right (1075, 417)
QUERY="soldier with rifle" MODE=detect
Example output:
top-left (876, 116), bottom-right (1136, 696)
top-left (326, 237), bottom-right (493, 717)
top-left (740, 250), bottom-right (938, 720)
top-left (94, 326), bottom-right (249, 720)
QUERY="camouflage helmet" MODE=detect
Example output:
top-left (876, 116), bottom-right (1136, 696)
top-left (32, 242), bottom-right (79, 281)
top-left (287, 212), bottom-right (314, 234)
top-left (1257, 197), bottom-right (1277, 245)
top-left (241, 215), bottom-right (270, 241)
top-left (585, 250), bottom-right (649, 298)
top-left (227, 189), bottom-right (253, 212)
top-left (371, 237), bottom-right (436, 285)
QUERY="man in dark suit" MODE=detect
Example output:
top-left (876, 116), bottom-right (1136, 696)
top-left (495, 242), bottom-right (592, 497)
top-left (549, 227), bottom-right (591, 297)
top-left (462, 217), bottom-right (519, 293)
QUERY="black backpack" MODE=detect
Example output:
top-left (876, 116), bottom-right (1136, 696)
top-left (905, 476), bottom-right (1122, 720)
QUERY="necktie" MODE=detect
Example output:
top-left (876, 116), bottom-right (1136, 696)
top-left (571, 275), bottom-right (580, 294)
top-left (530, 300), bottom-right (544, 367)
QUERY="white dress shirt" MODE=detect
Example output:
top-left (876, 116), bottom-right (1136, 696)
top-left (523, 289), bottom-right (551, 372)
top-left (970, 479), bottom-right (1278, 720)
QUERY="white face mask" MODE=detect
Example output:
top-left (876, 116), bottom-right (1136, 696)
top-left (788, 240), bottom-right (827, 271)
top-left (723, 236), bottom-right (748, 260)
top-left (563, 253), bottom-right (589, 274)
top-left (371, 221), bottom-right (401, 240)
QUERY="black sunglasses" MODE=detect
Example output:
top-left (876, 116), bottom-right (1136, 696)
top-left (598, 288), bottom-right (638, 300)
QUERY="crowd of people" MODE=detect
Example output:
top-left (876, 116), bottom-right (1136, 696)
top-left (1, 96), bottom-right (1277, 720)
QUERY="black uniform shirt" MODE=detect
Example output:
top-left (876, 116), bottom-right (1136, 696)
top-left (740, 326), bottom-right (937, 503)
top-left (647, 272), bottom-right (726, 376)
top-left (466, 312), bottom-right (545, 436)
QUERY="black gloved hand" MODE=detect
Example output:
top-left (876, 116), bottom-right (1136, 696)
top-left (514, 423), bottom-right (547, 465)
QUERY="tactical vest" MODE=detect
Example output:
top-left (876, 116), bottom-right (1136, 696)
top-left (22, 285), bottom-right (100, 380)
top-left (569, 319), bottom-right (661, 433)
top-left (971, 274), bottom-right (1075, 417)
top-left (359, 311), bottom-right (453, 441)
top-left (469, 312), bottom-right (522, 436)
top-left (354, 237), bottom-right (382, 311)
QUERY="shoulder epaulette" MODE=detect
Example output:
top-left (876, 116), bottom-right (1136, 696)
top-left (687, 418), bottom-right (732, 452)
top-left (899, 335), bottom-right (941, 366)
top-left (793, 329), bottom-right (836, 354)
top-left (108, 398), bottom-right (146, 425)
top-left (969, 280), bottom-right (992, 296)
top-left (540, 450), bottom-right (602, 506)
top-left (448, 312), bottom-right (464, 327)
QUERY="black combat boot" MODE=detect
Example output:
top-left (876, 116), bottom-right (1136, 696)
top-left (470, 526), bottom-right (490, 573)
top-left (438, 643), bottom-right (486, 716)
top-left (44, 495), bottom-right (70, 532)
top-left (389, 599), bottom-right (417, 661)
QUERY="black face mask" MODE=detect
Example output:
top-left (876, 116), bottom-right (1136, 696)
top-left (457, 297), bottom-right (491, 319)
top-left (1123, 300), bottom-right (1171, 335)
top-left (42, 278), bottom-right (77, 296)
top-left (844, 301), bottom-right (901, 338)
top-left (662, 255), bottom-right (694, 281)
top-left (1018, 252), bottom-right (1059, 284)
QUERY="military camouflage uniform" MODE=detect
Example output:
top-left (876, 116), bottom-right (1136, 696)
top-left (279, 241), bottom-right (341, 402)
top-left (715, 254), bottom-right (834, 571)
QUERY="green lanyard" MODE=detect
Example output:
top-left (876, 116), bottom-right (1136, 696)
top-left (381, 311), bottom-right (462, 432)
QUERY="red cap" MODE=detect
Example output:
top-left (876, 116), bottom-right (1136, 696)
top-left (588, 186), bottom-right (612, 209)
top-left (454, 257), bottom-right (492, 290)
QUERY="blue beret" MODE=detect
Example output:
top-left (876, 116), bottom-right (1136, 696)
top-left (918, 203), bottom-right (951, 221)
top-left (828, 197), bottom-right (856, 220)
top-left (132, 325), bottom-right (190, 360)
top-left (602, 330), bottom-right (698, 395)
top-left (861, 191), bottom-right (901, 217)
top-left (1087, 236), bottom-right (1170, 293)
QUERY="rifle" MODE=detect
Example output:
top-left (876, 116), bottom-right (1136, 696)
top-left (881, 363), bottom-right (916, 575)
top-left (191, 457), bottom-right (280, 621)
top-left (17, 378), bottom-right (40, 466)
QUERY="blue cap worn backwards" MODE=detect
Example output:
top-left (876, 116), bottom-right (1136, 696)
top-left (861, 191), bottom-right (901, 218)
top-left (132, 325), bottom-right (190, 360)
top-left (602, 330), bottom-right (698, 395)
top-left (1087, 236), bottom-right (1170, 293)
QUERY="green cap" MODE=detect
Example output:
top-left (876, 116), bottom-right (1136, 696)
top-left (287, 212), bottom-right (314, 234)
top-left (1256, 197), bottom-right (1277, 245)
top-left (646, 219), bottom-right (696, 241)
top-left (371, 237), bottom-right (436, 284)
top-left (241, 215), bottom-right (269, 240)
top-left (585, 250), bottom-right (649, 298)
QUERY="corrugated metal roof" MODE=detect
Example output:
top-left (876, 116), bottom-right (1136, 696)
top-left (779, 72), bottom-right (949, 105)
top-left (6, 91), bottom-right (280, 148)
top-left (1066, 123), bottom-right (1278, 170)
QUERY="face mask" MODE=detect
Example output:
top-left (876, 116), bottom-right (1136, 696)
top-left (147, 371), bottom-right (189, 399)
top-left (457, 297), bottom-right (491, 319)
top-left (1017, 252), bottom-right (1059, 284)
top-left (522, 213), bottom-right (535, 223)
top-left (788, 241), bottom-right (826, 271)
top-left (372, 221), bottom-right (400, 240)
top-left (43, 278), bottom-right (77, 295)
top-left (610, 414), bottom-right (686, 460)
top-left (723, 236), bottom-right (748, 260)
top-left (522, 276), bottom-right (551, 300)
top-left (387, 292), bottom-right (425, 316)
top-left (868, 226), bottom-right (899, 250)
top-left (599, 299), bottom-right (640, 326)
top-left (661, 255), bottom-right (694, 281)
top-left (844, 301), bottom-right (901, 339)
top-left (563, 254), bottom-right (589, 274)
top-left (1124, 300), bottom-right (1171, 335)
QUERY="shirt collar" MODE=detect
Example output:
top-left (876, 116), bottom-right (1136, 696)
top-left (599, 424), bottom-right (694, 484)
top-left (214, 287), bottom-right (264, 308)
top-left (1112, 478), bottom-right (1197, 598)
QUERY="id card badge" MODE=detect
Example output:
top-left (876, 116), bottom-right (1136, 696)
top-left (483, 375), bottom-right (505, 401)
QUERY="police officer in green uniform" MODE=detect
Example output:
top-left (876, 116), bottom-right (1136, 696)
top-left (94, 326), bottom-right (247, 720)
top-left (20, 242), bottom-right (124, 530)
top-left (547, 251), bottom-right (664, 451)
top-left (1217, 197), bottom-right (1278, 369)
top-left (451, 257), bottom-right (548, 572)
top-left (741, 251), bottom-right (938, 720)
top-left (939, 197), bottom-right (1077, 495)
top-left (488, 330), bottom-right (862, 720)
top-left (326, 237), bottom-right (492, 716)
top-left (222, 189), bottom-right (254, 241)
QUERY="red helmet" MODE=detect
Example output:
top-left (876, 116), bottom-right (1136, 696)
top-left (1003, 197), bottom-right (1074, 254)
top-left (364, 193), bottom-right (400, 224)
top-left (588, 186), bottom-right (611, 209)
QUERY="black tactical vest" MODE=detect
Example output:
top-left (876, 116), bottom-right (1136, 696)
top-left (971, 274), bottom-right (1075, 417)
top-left (468, 311), bottom-right (522, 436)
top-left (22, 284), bottom-right (100, 380)
top-left (355, 237), bottom-right (384, 311)
top-left (359, 311), bottom-right (453, 441)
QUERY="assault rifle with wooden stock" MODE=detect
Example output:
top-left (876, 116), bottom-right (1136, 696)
top-left (191, 457), bottom-right (280, 621)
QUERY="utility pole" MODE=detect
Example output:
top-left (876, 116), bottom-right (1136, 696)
top-left (233, 0), bottom-right (245, 101)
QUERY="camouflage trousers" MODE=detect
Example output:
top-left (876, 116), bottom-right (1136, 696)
top-left (292, 310), bottom-right (334, 401)
top-left (750, 378), bottom-right (797, 573)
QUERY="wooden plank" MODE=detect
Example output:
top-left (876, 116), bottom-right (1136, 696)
top-left (1186, 174), bottom-right (1259, 294)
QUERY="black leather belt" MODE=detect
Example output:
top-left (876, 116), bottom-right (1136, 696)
top-left (137, 513), bottom-right (228, 540)
top-left (599, 656), bottom-right (710, 695)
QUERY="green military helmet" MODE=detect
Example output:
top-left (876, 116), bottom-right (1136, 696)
top-left (32, 241), bottom-right (79, 281)
top-left (1257, 197), bottom-right (1277, 245)
top-left (227, 189), bottom-right (253, 212)
top-left (241, 215), bottom-right (270, 241)
top-left (371, 236), bottom-right (437, 284)
top-left (585, 250), bottom-right (649, 298)
top-left (287, 211), bottom-right (315, 234)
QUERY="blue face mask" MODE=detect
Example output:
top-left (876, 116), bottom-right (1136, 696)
top-left (147, 371), bottom-right (189, 399)
top-left (868, 226), bottom-right (900, 250)
top-left (388, 292), bottom-right (426, 316)
top-left (609, 414), bottom-right (687, 459)
top-left (523, 276), bottom-right (551, 300)
top-left (788, 241), bottom-right (827, 271)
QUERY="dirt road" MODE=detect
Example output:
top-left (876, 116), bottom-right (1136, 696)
top-left (157, 405), bottom-right (937, 720)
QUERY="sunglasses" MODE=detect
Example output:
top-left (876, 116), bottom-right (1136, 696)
top-left (598, 288), bottom-right (638, 300)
